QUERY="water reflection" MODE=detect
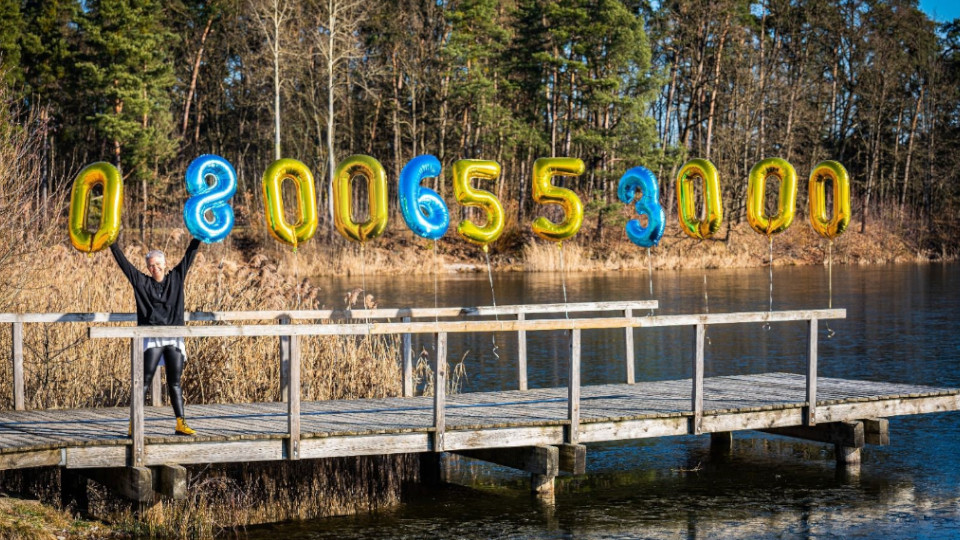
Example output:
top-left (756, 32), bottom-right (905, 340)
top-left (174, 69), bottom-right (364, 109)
top-left (267, 264), bottom-right (960, 538)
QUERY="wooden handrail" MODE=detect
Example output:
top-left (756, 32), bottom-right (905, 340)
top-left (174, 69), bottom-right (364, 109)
top-left (0, 300), bottom-right (659, 324)
top-left (88, 309), bottom-right (846, 338)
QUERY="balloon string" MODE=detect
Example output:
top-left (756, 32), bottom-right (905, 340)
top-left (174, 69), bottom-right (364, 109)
top-left (433, 240), bottom-right (440, 326)
top-left (702, 272), bottom-right (711, 346)
top-left (764, 236), bottom-right (773, 331)
top-left (359, 243), bottom-right (369, 327)
top-left (646, 247), bottom-right (654, 316)
top-left (558, 242), bottom-right (569, 320)
top-left (826, 240), bottom-right (835, 338)
top-left (294, 250), bottom-right (301, 310)
top-left (483, 248), bottom-right (500, 362)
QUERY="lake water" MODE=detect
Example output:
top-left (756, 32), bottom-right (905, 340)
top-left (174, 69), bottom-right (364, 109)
top-left (250, 263), bottom-right (960, 539)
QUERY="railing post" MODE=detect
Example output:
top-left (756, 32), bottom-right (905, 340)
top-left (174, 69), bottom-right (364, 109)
top-left (806, 317), bottom-right (818, 426)
top-left (624, 308), bottom-right (635, 384)
top-left (402, 316), bottom-right (413, 397)
top-left (130, 337), bottom-right (144, 467)
top-left (279, 316), bottom-right (290, 402)
top-left (567, 329), bottom-right (581, 444)
top-left (692, 323), bottom-right (705, 435)
top-left (287, 333), bottom-right (301, 460)
top-left (517, 313), bottom-right (528, 391)
top-left (12, 322), bottom-right (24, 410)
top-left (433, 332), bottom-right (447, 452)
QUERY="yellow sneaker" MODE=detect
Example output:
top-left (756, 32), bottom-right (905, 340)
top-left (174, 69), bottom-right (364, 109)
top-left (175, 417), bottom-right (196, 436)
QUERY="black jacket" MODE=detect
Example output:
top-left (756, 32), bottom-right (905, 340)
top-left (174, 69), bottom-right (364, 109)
top-left (110, 239), bottom-right (201, 326)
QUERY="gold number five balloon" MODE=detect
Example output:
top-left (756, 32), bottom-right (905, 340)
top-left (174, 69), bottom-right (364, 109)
top-left (531, 157), bottom-right (585, 242)
top-left (808, 160), bottom-right (851, 239)
top-left (453, 159), bottom-right (504, 251)
top-left (747, 158), bottom-right (797, 236)
top-left (676, 158), bottom-right (723, 239)
top-left (261, 158), bottom-right (318, 250)
top-left (69, 162), bottom-right (123, 253)
top-left (333, 155), bottom-right (389, 243)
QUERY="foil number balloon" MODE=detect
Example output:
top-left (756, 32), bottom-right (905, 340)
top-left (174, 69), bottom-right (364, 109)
top-left (262, 158), bottom-right (318, 250)
top-left (453, 159), bottom-right (504, 250)
top-left (183, 155), bottom-right (237, 243)
top-left (617, 166), bottom-right (665, 248)
top-left (333, 155), bottom-right (389, 243)
top-left (676, 158), bottom-right (723, 239)
top-left (69, 162), bottom-right (123, 253)
top-left (398, 155), bottom-right (449, 240)
top-left (808, 160), bottom-right (851, 239)
top-left (531, 157), bottom-right (585, 242)
top-left (747, 158), bottom-right (797, 236)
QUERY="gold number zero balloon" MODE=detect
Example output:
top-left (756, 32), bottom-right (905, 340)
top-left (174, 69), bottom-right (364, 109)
top-left (747, 157), bottom-right (797, 236)
top-left (261, 158), bottom-right (318, 250)
top-left (676, 158), bottom-right (723, 239)
top-left (333, 155), bottom-right (389, 243)
top-left (452, 159), bottom-right (504, 250)
top-left (68, 162), bottom-right (123, 253)
top-left (808, 160), bottom-right (851, 239)
top-left (531, 157), bottom-right (585, 242)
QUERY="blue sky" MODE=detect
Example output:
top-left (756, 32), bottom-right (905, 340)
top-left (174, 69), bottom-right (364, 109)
top-left (919, 0), bottom-right (960, 22)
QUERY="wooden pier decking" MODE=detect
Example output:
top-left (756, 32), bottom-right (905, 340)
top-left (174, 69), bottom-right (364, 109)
top-left (1, 372), bottom-right (957, 470)
top-left (4, 303), bottom-right (960, 501)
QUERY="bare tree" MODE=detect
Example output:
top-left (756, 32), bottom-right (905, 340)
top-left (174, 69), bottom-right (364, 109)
top-left (250, 0), bottom-right (291, 160)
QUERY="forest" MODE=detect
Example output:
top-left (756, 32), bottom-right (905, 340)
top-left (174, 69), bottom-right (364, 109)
top-left (2, 0), bottom-right (959, 255)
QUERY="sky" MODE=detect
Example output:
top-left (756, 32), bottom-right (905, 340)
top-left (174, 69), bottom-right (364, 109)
top-left (919, 0), bottom-right (960, 23)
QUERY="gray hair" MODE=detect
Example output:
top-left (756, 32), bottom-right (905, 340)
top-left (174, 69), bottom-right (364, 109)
top-left (145, 250), bottom-right (166, 264)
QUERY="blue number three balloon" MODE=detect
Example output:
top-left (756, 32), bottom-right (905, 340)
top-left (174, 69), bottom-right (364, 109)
top-left (183, 154), bottom-right (238, 243)
top-left (399, 154), bottom-right (450, 240)
top-left (618, 166), bottom-right (665, 248)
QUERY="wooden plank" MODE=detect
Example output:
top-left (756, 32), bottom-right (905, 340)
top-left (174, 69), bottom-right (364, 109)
top-left (300, 433), bottom-right (431, 459)
top-left (145, 440), bottom-right (283, 466)
top-left (579, 417), bottom-right (688, 443)
top-left (818, 394), bottom-right (960, 422)
top-left (12, 322), bottom-right (23, 410)
top-left (443, 426), bottom-right (565, 451)
top-left (402, 317), bottom-right (413, 397)
top-left (692, 323), bottom-right (705, 435)
top-left (88, 309), bottom-right (846, 339)
top-left (0, 449), bottom-right (62, 470)
top-left (700, 408), bottom-right (805, 433)
top-left (130, 337), bottom-right (144, 467)
top-left (433, 332), bottom-right (446, 452)
top-left (806, 317), bottom-right (818, 425)
top-left (624, 309), bottom-right (634, 385)
top-left (287, 333), bottom-right (300, 460)
top-left (517, 313), bottom-right (527, 391)
top-left (568, 329), bottom-right (581, 444)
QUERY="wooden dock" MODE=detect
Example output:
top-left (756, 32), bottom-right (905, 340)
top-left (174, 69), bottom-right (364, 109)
top-left (2, 303), bottom-right (959, 501)
top-left (0, 372), bottom-right (957, 470)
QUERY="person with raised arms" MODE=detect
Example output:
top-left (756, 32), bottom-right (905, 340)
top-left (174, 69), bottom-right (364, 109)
top-left (110, 237), bottom-right (200, 436)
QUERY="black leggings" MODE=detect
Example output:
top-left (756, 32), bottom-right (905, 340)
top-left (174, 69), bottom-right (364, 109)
top-left (144, 345), bottom-right (185, 418)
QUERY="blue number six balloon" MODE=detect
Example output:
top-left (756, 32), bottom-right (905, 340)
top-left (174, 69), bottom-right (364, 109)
top-left (618, 166), bottom-right (665, 248)
top-left (183, 154), bottom-right (238, 243)
top-left (398, 154), bottom-right (450, 240)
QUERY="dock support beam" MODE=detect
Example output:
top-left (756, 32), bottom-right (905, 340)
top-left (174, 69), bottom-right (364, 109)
top-left (710, 431), bottom-right (733, 455)
top-left (84, 466), bottom-right (154, 503)
top-left (154, 464), bottom-right (187, 500)
top-left (557, 443), bottom-right (586, 475)
top-left (455, 446), bottom-right (559, 496)
top-left (761, 419), bottom-right (889, 471)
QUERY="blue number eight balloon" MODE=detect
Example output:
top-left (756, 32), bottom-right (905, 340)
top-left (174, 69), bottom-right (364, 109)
top-left (183, 154), bottom-right (238, 243)
top-left (618, 166), bottom-right (665, 248)
top-left (398, 154), bottom-right (450, 240)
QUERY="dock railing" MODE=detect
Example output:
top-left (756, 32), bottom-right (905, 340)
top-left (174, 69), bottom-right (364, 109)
top-left (85, 307), bottom-right (845, 468)
top-left (1, 300), bottom-right (657, 410)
